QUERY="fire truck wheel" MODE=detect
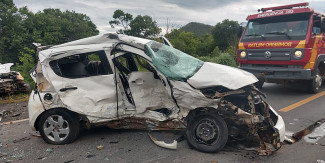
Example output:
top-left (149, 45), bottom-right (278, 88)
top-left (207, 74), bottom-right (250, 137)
top-left (307, 68), bottom-right (322, 94)
top-left (254, 79), bottom-right (264, 89)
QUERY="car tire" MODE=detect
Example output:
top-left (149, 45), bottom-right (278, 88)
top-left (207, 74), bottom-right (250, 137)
top-left (186, 113), bottom-right (228, 153)
top-left (254, 79), bottom-right (264, 89)
top-left (307, 68), bottom-right (322, 94)
top-left (38, 108), bottom-right (80, 145)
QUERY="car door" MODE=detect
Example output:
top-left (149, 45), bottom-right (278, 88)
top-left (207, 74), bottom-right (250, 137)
top-left (45, 50), bottom-right (124, 119)
top-left (112, 49), bottom-right (176, 114)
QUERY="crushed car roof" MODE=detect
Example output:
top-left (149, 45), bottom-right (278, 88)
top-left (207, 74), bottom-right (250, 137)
top-left (38, 33), bottom-right (151, 62)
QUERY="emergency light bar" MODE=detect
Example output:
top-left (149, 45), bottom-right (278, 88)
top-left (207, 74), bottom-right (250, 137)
top-left (258, 2), bottom-right (309, 12)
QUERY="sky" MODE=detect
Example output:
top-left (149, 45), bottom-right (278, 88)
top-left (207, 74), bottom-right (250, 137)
top-left (13, 0), bottom-right (325, 34)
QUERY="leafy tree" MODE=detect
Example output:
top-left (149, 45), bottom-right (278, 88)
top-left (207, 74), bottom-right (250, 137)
top-left (0, 0), bottom-right (27, 63)
top-left (0, 0), bottom-right (99, 88)
top-left (165, 29), bottom-right (199, 56)
top-left (212, 19), bottom-right (240, 50)
top-left (210, 46), bottom-right (221, 57)
top-left (196, 34), bottom-right (215, 57)
top-left (129, 15), bottom-right (161, 38)
top-left (109, 9), bottom-right (133, 33)
top-left (16, 47), bottom-right (35, 87)
top-left (109, 9), bottom-right (161, 38)
top-left (216, 53), bottom-right (237, 67)
top-left (28, 9), bottom-right (99, 45)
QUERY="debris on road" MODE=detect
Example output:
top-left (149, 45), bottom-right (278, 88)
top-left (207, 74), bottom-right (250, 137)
top-left (30, 132), bottom-right (41, 137)
top-left (0, 110), bottom-right (11, 122)
top-left (96, 145), bottom-right (104, 150)
top-left (176, 135), bottom-right (185, 142)
top-left (86, 154), bottom-right (95, 158)
top-left (0, 118), bottom-right (29, 126)
top-left (37, 156), bottom-right (47, 160)
top-left (284, 135), bottom-right (296, 144)
top-left (148, 133), bottom-right (177, 150)
top-left (46, 148), bottom-right (53, 153)
top-left (11, 113), bottom-right (21, 117)
top-left (284, 119), bottom-right (325, 145)
top-left (13, 137), bottom-right (30, 143)
top-left (0, 101), bottom-right (29, 123)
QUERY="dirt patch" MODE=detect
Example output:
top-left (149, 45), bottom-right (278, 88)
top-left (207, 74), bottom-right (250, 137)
top-left (0, 101), bottom-right (29, 123)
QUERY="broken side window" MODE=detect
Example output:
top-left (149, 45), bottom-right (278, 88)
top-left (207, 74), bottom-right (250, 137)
top-left (132, 54), bottom-right (155, 73)
top-left (113, 53), bottom-right (155, 73)
top-left (49, 50), bottom-right (112, 78)
top-left (144, 41), bottom-right (203, 81)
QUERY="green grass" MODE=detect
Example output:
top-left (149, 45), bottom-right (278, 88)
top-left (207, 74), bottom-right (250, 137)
top-left (0, 93), bottom-right (30, 104)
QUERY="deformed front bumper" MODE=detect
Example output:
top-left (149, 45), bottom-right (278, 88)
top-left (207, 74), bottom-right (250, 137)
top-left (270, 106), bottom-right (285, 142)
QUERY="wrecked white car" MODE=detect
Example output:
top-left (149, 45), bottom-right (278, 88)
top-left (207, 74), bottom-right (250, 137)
top-left (0, 63), bottom-right (30, 95)
top-left (28, 33), bottom-right (285, 155)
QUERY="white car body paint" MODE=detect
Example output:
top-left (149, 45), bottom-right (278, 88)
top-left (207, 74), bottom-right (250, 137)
top-left (0, 63), bottom-right (14, 74)
top-left (187, 62), bottom-right (258, 90)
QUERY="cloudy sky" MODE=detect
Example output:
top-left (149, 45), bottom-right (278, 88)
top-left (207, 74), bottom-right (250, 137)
top-left (13, 0), bottom-right (325, 34)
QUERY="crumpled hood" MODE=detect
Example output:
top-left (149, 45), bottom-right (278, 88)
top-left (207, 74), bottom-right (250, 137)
top-left (187, 62), bottom-right (258, 90)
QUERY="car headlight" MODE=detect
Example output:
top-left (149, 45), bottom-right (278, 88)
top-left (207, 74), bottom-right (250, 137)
top-left (240, 51), bottom-right (247, 58)
top-left (294, 50), bottom-right (303, 58)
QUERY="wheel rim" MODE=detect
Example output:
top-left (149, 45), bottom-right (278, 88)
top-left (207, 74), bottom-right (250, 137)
top-left (43, 115), bottom-right (70, 142)
top-left (194, 119), bottom-right (218, 144)
top-left (315, 71), bottom-right (322, 91)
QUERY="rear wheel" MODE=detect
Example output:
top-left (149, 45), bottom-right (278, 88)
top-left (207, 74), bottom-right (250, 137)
top-left (38, 109), bottom-right (80, 145)
top-left (186, 113), bottom-right (228, 153)
top-left (307, 68), bottom-right (322, 94)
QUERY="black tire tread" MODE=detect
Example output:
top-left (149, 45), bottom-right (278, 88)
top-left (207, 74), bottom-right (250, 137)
top-left (186, 113), bottom-right (228, 153)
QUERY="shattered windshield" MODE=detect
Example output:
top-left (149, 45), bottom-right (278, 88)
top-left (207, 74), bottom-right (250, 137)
top-left (241, 13), bottom-right (310, 42)
top-left (145, 41), bottom-right (203, 81)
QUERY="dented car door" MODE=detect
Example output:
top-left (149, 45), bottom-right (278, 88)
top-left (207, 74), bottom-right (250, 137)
top-left (45, 50), bottom-right (122, 120)
top-left (112, 51), bottom-right (175, 114)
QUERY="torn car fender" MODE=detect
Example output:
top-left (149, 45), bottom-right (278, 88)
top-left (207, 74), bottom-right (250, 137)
top-left (269, 105), bottom-right (286, 142)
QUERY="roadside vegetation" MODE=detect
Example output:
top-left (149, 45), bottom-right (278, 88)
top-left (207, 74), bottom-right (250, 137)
top-left (1, 0), bottom-right (242, 91)
top-left (0, 93), bottom-right (29, 104)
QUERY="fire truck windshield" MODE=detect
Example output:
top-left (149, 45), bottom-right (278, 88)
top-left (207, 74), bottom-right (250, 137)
top-left (241, 13), bottom-right (310, 42)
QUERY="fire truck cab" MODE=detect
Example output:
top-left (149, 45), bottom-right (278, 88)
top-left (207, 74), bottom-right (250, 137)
top-left (237, 3), bottom-right (325, 93)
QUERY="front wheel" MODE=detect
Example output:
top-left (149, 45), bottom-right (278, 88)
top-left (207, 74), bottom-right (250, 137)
top-left (38, 108), bottom-right (80, 145)
top-left (307, 68), bottom-right (322, 94)
top-left (186, 113), bottom-right (228, 153)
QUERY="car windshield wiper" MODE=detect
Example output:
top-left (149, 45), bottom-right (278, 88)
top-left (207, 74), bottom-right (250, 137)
top-left (244, 33), bottom-right (265, 40)
top-left (265, 32), bottom-right (291, 39)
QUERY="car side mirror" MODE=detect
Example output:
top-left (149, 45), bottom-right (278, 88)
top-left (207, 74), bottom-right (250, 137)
top-left (237, 27), bottom-right (244, 38)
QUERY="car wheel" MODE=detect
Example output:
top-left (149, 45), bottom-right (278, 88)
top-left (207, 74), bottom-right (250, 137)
top-left (254, 79), bottom-right (264, 89)
top-left (38, 109), bottom-right (80, 145)
top-left (186, 113), bottom-right (228, 153)
top-left (307, 68), bottom-right (322, 94)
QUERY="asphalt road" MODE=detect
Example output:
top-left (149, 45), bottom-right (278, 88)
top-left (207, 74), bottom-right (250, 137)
top-left (1, 83), bottom-right (325, 163)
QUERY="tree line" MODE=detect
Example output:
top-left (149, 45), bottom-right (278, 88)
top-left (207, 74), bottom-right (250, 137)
top-left (1, 0), bottom-right (242, 86)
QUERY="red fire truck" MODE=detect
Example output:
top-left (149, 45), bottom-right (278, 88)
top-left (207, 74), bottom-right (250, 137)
top-left (237, 3), bottom-right (325, 93)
